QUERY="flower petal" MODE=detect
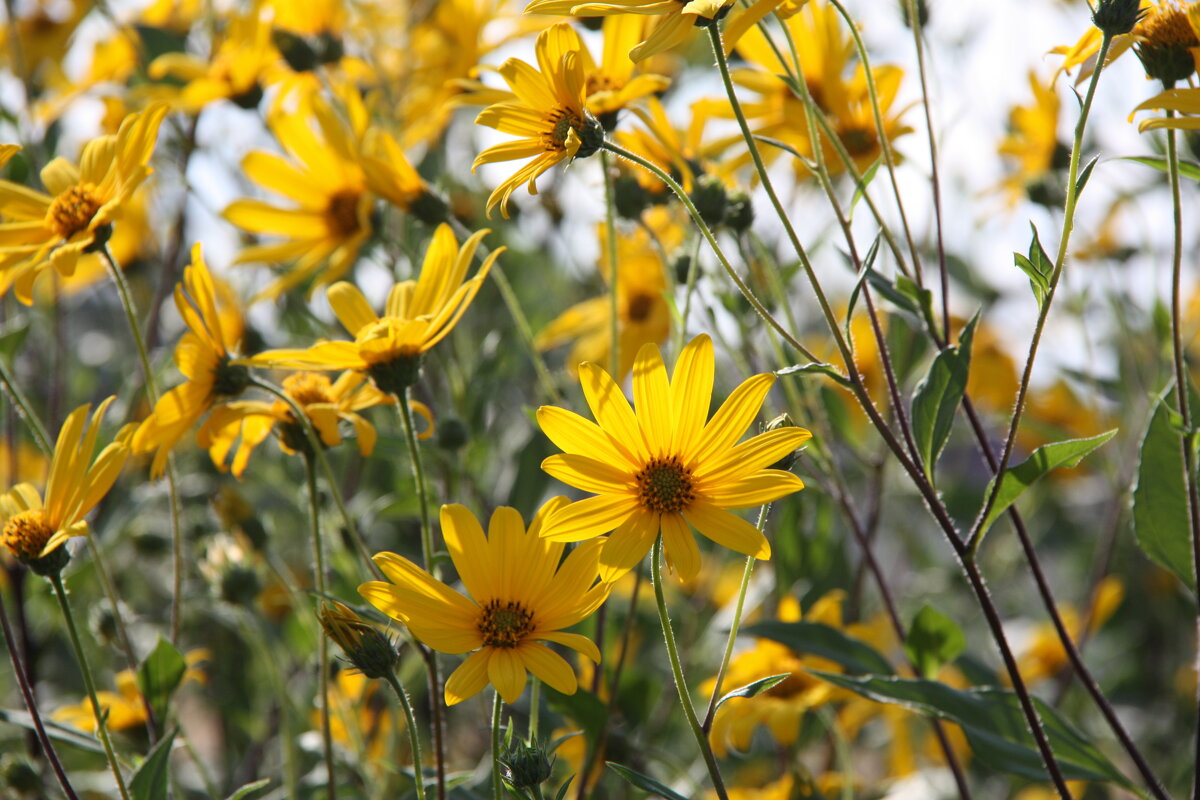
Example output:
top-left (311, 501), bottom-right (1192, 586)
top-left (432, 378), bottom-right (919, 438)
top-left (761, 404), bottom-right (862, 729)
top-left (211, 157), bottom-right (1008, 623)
top-left (688, 373), bottom-right (775, 467)
top-left (541, 453), bottom-right (633, 494)
top-left (599, 511), bottom-right (659, 582)
top-left (441, 504), bottom-right (496, 602)
top-left (631, 342), bottom-right (672, 456)
top-left (519, 642), bottom-right (578, 695)
top-left (488, 647), bottom-right (528, 705)
top-left (537, 405), bottom-right (635, 470)
top-left (684, 499), bottom-right (770, 560)
top-left (701, 469), bottom-right (805, 508)
top-left (670, 334), bottom-right (714, 456)
top-left (445, 649), bottom-right (491, 706)
top-left (579, 361), bottom-right (649, 463)
top-left (541, 494), bottom-right (638, 543)
top-left (695, 428), bottom-right (812, 485)
top-left (660, 512), bottom-right (700, 582)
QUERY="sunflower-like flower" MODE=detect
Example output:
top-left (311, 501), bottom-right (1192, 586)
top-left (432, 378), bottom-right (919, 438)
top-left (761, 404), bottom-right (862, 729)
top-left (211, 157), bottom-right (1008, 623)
top-left (525, 0), bottom-right (732, 61)
top-left (195, 371), bottom-right (430, 478)
top-left (537, 334), bottom-right (811, 581)
top-left (997, 71), bottom-right (1065, 208)
top-left (473, 24), bottom-right (604, 218)
top-left (359, 500), bottom-right (611, 704)
top-left (223, 90), bottom-right (372, 300)
top-left (0, 399), bottom-right (129, 576)
top-left (242, 224), bottom-right (500, 395)
top-left (54, 650), bottom-right (209, 733)
top-left (0, 104), bottom-right (168, 304)
top-left (132, 244), bottom-right (249, 479)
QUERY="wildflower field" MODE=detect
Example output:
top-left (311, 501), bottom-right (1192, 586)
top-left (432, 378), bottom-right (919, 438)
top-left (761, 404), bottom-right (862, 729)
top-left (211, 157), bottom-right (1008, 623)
top-left (4, 0), bottom-right (1200, 798)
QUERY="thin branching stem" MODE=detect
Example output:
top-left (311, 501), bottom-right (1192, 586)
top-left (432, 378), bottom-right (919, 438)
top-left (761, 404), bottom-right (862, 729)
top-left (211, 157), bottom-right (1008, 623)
top-left (303, 451), bottom-right (338, 800)
top-left (385, 671), bottom-right (427, 800)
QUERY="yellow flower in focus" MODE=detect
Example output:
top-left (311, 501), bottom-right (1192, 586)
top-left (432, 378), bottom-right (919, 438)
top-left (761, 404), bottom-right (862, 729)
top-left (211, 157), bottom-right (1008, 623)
top-left (0, 399), bottom-right (129, 573)
top-left (196, 371), bottom-right (429, 478)
top-left (359, 500), bottom-right (612, 704)
top-left (1012, 576), bottom-right (1124, 686)
top-left (132, 245), bottom-right (249, 479)
top-left (473, 24), bottom-right (604, 218)
top-left (223, 91), bottom-right (373, 300)
top-left (243, 225), bottom-right (499, 395)
top-left (54, 650), bottom-right (209, 733)
top-left (537, 334), bottom-right (811, 582)
top-left (0, 104), bottom-right (168, 304)
top-left (526, 0), bottom-right (733, 61)
top-left (536, 220), bottom-right (672, 380)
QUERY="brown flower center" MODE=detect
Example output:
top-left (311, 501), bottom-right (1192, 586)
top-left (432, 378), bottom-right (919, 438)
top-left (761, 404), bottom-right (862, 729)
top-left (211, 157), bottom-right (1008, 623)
top-left (2, 509), bottom-right (54, 562)
top-left (626, 292), bottom-right (655, 323)
top-left (283, 372), bottom-right (336, 407)
top-left (543, 107), bottom-right (583, 151)
top-left (636, 456), bottom-right (695, 515)
top-left (1140, 2), bottom-right (1199, 48)
top-left (46, 184), bottom-right (101, 239)
top-left (326, 189), bottom-right (363, 238)
top-left (585, 73), bottom-right (620, 96)
top-left (836, 123), bottom-right (876, 157)
top-left (479, 599), bottom-right (534, 648)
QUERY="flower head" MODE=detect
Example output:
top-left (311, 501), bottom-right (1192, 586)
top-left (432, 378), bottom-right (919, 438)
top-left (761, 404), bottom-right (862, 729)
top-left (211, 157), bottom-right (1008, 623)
top-left (537, 334), bottom-right (811, 582)
top-left (132, 244), bottom-right (248, 479)
top-left (319, 601), bottom-right (401, 680)
top-left (1, 399), bottom-right (129, 575)
top-left (0, 105), bottom-right (167, 304)
top-left (473, 24), bottom-right (604, 218)
top-left (243, 225), bottom-right (500, 395)
top-left (359, 500), bottom-right (611, 704)
top-left (525, 0), bottom-right (733, 61)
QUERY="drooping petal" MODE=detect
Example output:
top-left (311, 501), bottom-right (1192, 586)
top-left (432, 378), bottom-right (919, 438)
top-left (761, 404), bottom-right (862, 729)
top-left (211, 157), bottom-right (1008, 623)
top-left (684, 499), bottom-right (770, 560)
top-left (538, 631), bottom-right (601, 663)
top-left (599, 511), bottom-right (659, 582)
top-left (488, 647), bottom-right (528, 704)
top-left (519, 642), bottom-right (578, 695)
top-left (660, 512), bottom-right (700, 582)
top-left (445, 649), bottom-right (491, 706)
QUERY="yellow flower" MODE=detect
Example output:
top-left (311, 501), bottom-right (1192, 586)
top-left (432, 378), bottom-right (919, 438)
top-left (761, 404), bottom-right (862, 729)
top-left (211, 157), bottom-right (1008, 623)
top-left (537, 333), bottom-right (811, 582)
top-left (196, 371), bottom-right (429, 478)
top-left (223, 90), bottom-right (373, 300)
top-left (321, 669), bottom-right (400, 764)
top-left (711, 774), bottom-right (795, 800)
top-left (0, 104), bottom-right (168, 304)
top-left (359, 500), bottom-right (611, 704)
top-left (1012, 576), bottom-right (1124, 686)
top-left (473, 24), bottom-right (604, 218)
top-left (616, 96), bottom-right (711, 195)
top-left (132, 244), bottom-right (249, 479)
top-left (536, 219), bottom-right (672, 380)
top-left (54, 649), bottom-right (209, 733)
top-left (997, 71), bottom-right (1063, 207)
top-left (526, 0), bottom-right (733, 61)
top-left (360, 129), bottom-right (434, 214)
top-left (243, 224), bottom-right (499, 395)
top-left (0, 399), bottom-right (129, 574)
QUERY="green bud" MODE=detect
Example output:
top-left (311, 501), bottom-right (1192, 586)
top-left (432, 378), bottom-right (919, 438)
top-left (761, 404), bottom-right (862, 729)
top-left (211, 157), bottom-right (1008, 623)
top-left (436, 416), bottom-right (470, 451)
top-left (724, 189), bottom-right (754, 233)
top-left (614, 173), bottom-right (650, 220)
top-left (689, 174), bottom-right (727, 227)
top-left (500, 740), bottom-right (554, 790)
top-left (1092, 0), bottom-right (1143, 37)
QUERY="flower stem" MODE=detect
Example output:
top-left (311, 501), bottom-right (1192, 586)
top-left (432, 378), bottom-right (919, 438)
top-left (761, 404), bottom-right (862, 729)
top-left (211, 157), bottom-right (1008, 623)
top-left (601, 150), bottom-right (621, 380)
top-left (701, 504), bottom-right (770, 732)
top-left (50, 572), bottom-right (132, 800)
top-left (0, 582), bottom-right (79, 800)
top-left (395, 389), bottom-right (435, 574)
top-left (492, 691), bottom-right (504, 800)
top-left (302, 452), bottom-right (338, 800)
top-left (101, 245), bottom-right (186, 645)
top-left (384, 672), bottom-right (427, 800)
top-left (650, 535), bottom-right (728, 800)
top-left (528, 676), bottom-right (540, 743)
top-left (0, 356), bottom-right (51, 455)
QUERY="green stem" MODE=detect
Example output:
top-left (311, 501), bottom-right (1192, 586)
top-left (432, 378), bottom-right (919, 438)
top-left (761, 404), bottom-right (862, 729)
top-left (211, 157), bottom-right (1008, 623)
top-left (528, 677), bottom-right (540, 743)
top-left (966, 33), bottom-right (1114, 557)
top-left (385, 673), bottom-right (427, 800)
top-left (247, 376), bottom-right (383, 580)
top-left (675, 234), bottom-right (704, 357)
top-left (492, 691), bottom-right (504, 800)
top-left (101, 246), bottom-right (186, 644)
top-left (601, 150), bottom-right (621, 380)
top-left (701, 507), bottom-right (769, 732)
top-left (303, 452), bottom-right (338, 800)
top-left (50, 572), bottom-right (132, 800)
top-left (395, 389), bottom-right (435, 574)
top-left (599, 140), bottom-right (818, 365)
top-left (650, 535), bottom-right (728, 800)
top-left (0, 357), bottom-right (51, 455)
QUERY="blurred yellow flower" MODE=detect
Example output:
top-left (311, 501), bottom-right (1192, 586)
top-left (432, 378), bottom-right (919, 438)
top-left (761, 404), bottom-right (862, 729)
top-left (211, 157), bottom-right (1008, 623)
top-left (998, 71), bottom-right (1064, 207)
top-left (537, 333), bottom-right (811, 581)
top-left (54, 650), bottom-right (209, 733)
top-left (132, 245), bottom-right (249, 479)
top-left (1011, 576), bottom-right (1124, 685)
top-left (321, 668), bottom-right (400, 763)
top-left (0, 104), bottom-right (168, 304)
top-left (359, 500), bottom-right (611, 704)
top-left (526, 0), bottom-right (733, 61)
top-left (0, 399), bottom-right (129, 572)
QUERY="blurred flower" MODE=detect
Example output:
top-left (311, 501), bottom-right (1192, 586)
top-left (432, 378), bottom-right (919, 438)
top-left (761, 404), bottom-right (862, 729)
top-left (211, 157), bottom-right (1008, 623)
top-left (199, 533), bottom-right (263, 607)
top-left (54, 650), bottom-right (209, 733)
top-left (359, 129), bottom-right (435, 216)
top-left (243, 225), bottom-right (500, 395)
top-left (132, 244), bottom-right (249, 479)
top-left (1011, 576), bottom-right (1124, 685)
top-left (616, 96), bottom-right (711, 196)
top-left (322, 668), bottom-right (400, 763)
top-left (0, 105), bottom-right (168, 304)
top-left (223, 89), bottom-right (372, 300)
top-left (1133, 0), bottom-right (1199, 83)
top-left (0, 0), bottom-right (91, 85)
top-left (711, 774), bottom-right (795, 800)
top-left (473, 24), bottom-right (604, 218)
top-left (536, 219), bottom-right (673, 380)
top-left (537, 333), bottom-right (811, 582)
top-left (0, 399), bottom-right (129, 575)
top-left (196, 371), bottom-right (414, 478)
top-left (359, 500), bottom-right (611, 704)
top-left (997, 71), bottom-right (1066, 208)
top-left (526, 0), bottom-right (733, 61)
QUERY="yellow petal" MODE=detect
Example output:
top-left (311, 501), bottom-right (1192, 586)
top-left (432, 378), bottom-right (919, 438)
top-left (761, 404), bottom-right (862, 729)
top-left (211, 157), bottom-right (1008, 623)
top-left (537, 405), bottom-right (635, 470)
top-left (542, 494), bottom-right (638, 543)
top-left (695, 427), bottom-right (812, 486)
top-left (488, 647), bottom-right (527, 704)
top-left (631, 342), bottom-right (672, 456)
top-left (442, 504), bottom-right (497, 601)
top-left (541, 453), bottom-right (633, 494)
top-left (688, 373), bottom-right (775, 467)
top-left (579, 361), bottom-right (649, 464)
top-left (670, 334), bottom-right (714, 456)
top-left (599, 512), bottom-right (659, 581)
top-left (519, 641), bottom-right (577, 695)
top-left (701, 469), bottom-right (805, 508)
top-left (445, 649), bottom-right (491, 706)
top-left (684, 499), bottom-right (770, 560)
top-left (660, 512), bottom-right (700, 581)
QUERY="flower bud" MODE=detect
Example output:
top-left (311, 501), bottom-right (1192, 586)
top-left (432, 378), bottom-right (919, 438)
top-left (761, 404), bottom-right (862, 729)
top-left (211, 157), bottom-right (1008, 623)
top-left (319, 601), bottom-right (400, 680)
top-left (690, 174), bottom-right (728, 227)
top-left (1092, 0), bottom-right (1144, 37)
top-left (500, 739), bottom-right (554, 790)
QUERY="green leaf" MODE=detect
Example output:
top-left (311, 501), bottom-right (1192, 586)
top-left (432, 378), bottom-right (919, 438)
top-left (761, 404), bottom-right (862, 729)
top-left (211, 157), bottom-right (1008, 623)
top-left (844, 235), bottom-right (882, 343)
top-left (910, 313), bottom-right (978, 480)
top-left (129, 729), bottom-right (177, 800)
top-left (774, 362), bottom-right (852, 388)
top-left (1013, 253), bottom-right (1049, 308)
top-left (1075, 155), bottom-right (1099, 196)
top-left (714, 673), bottom-right (790, 711)
top-left (896, 274), bottom-right (937, 332)
top-left (903, 605), bottom-right (965, 679)
top-left (553, 776), bottom-right (575, 800)
top-left (1026, 223), bottom-right (1053, 278)
top-left (849, 159), bottom-right (882, 220)
top-left (815, 674), bottom-right (1133, 786)
top-left (225, 779), bottom-right (271, 800)
top-left (741, 621), bottom-right (894, 676)
top-left (137, 637), bottom-right (187, 725)
top-left (978, 429), bottom-right (1118, 538)
top-left (605, 763), bottom-right (690, 800)
top-left (752, 135), bottom-right (817, 172)
top-left (0, 321), bottom-right (29, 360)
top-left (1134, 398), bottom-right (1196, 591)
top-left (1120, 155), bottom-right (1200, 182)
top-left (0, 708), bottom-right (105, 753)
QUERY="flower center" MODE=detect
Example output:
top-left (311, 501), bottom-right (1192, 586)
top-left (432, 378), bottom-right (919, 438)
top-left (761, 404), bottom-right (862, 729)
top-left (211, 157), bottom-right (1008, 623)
top-left (837, 123), bottom-right (876, 157)
top-left (626, 292), bottom-right (655, 323)
top-left (479, 599), bottom-right (534, 648)
top-left (636, 456), bottom-right (695, 515)
top-left (585, 74), bottom-right (619, 96)
top-left (45, 184), bottom-right (101, 239)
top-left (326, 189), bottom-right (363, 238)
top-left (2, 509), bottom-right (54, 563)
top-left (283, 372), bottom-right (335, 407)
top-left (544, 107), bottom-right (583, 151)
top-left (1140, 2), bottom-right (1198, 49)
top-left (212, 357), bottom-right (251, 398)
